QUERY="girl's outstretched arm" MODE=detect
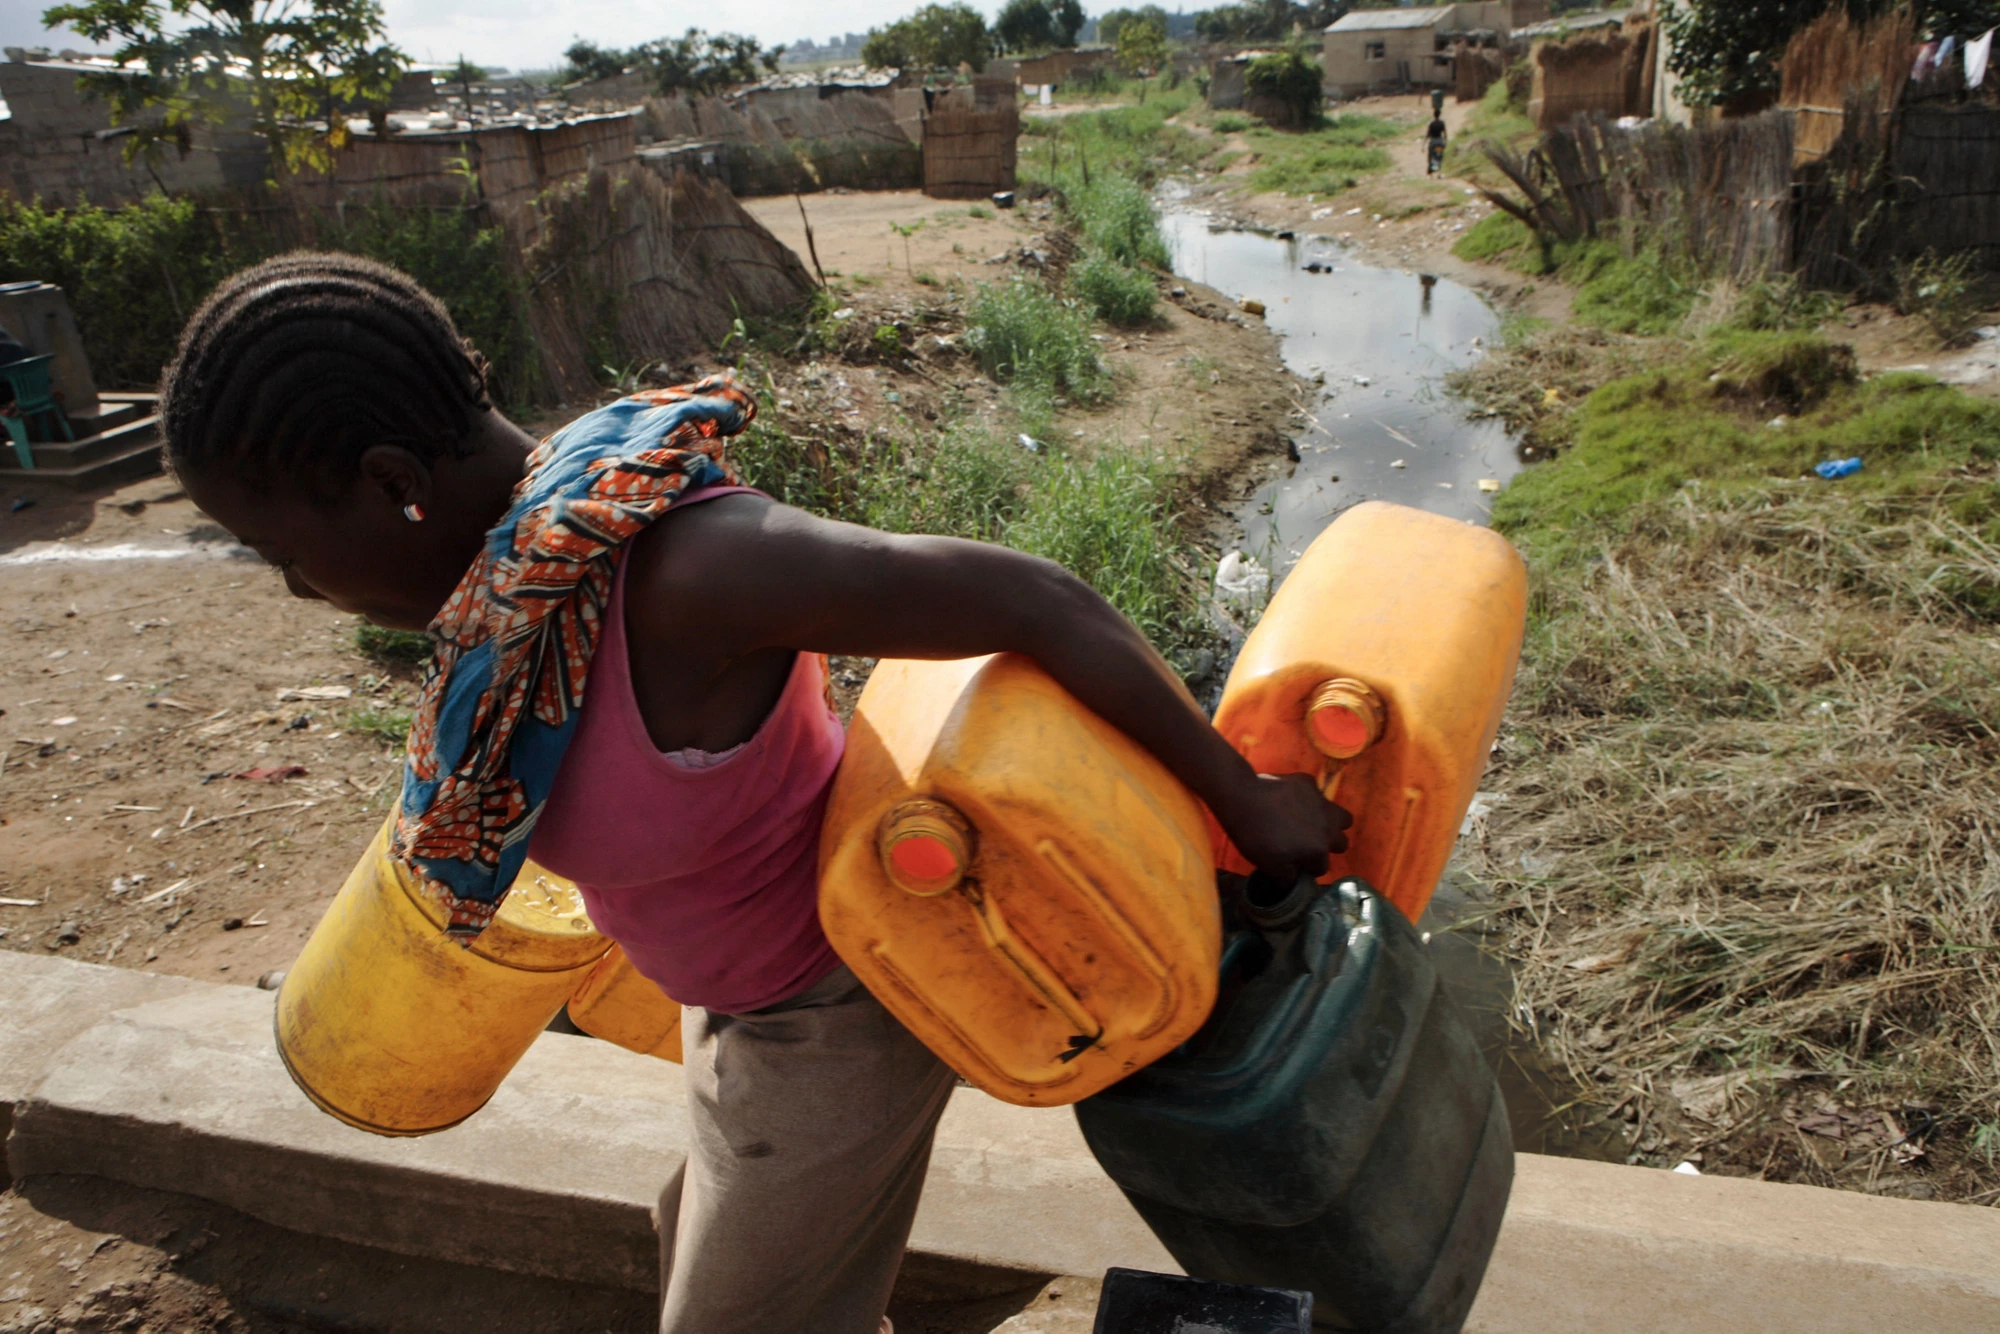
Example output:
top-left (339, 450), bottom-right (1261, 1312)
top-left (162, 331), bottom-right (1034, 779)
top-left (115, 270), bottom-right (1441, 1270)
top-left (625, 493), bottom-right (1349, 883)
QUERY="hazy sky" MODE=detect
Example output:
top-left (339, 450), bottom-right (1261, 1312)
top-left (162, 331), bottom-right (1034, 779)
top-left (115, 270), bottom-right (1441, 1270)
top-left (0, 0), bottom-right (995, 74)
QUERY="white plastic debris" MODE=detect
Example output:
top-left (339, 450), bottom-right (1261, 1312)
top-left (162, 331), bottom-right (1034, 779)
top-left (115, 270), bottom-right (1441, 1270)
top-left (1672, 1161), bottom-right (1703, 1176)
top-left (276, 686), bottom-right (352, 702)
top-left (1389, 459), bottom-right (1406, 469)
top-left (1459, 791), bottom-right (1502, 835)
top-left (1017, 433), bottom-right (1043, 453)
top-left (1213, 550), bottom-right (1271, 609)
top-left (1353, 374), bottom-right (1372, 387)
top-left (1477, 478), bottom-right (1502, 493)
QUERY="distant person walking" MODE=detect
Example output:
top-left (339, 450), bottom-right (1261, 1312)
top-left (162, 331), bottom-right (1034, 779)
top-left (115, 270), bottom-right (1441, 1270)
top-left (1426, 114), bottom-right (1448, 174)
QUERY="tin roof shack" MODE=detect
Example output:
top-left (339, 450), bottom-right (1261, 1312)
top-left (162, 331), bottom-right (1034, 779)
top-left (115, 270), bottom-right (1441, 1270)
top-left (0, 54), bottom-right (267, 206)
top-left (1208, 50), bottom-right (1277, 110)
top-left (1323, 6), bottom-right (1459, 98)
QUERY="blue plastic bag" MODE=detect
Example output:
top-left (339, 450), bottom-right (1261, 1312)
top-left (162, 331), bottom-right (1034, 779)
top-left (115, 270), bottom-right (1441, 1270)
top-left (1814, 457), bottom-right (1863, 479)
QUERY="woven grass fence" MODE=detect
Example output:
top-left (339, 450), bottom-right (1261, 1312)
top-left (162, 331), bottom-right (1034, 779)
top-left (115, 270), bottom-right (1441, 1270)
top-left (523, 167), bottom-right (815, 401)
top-left (922, 104), bottom-right (1019, 200)
top-left (1779, 6), bottom-right (1914, 165)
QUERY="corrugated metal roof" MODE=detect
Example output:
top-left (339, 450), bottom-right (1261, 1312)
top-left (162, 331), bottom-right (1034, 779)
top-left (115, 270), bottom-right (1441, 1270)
top-left (1510, 9), bottom-right (1631, 40)
top-left (1325, 6), bottom-right (1459, 34)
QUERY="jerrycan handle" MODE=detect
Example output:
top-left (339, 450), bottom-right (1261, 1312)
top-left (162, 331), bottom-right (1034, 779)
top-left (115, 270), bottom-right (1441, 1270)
top-left (1239, 871), bottom-right (1324, 934)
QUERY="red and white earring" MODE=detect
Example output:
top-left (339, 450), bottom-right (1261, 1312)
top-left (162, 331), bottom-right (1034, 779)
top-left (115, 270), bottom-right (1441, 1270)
top-left (403, 503), bottom-right (426, 523)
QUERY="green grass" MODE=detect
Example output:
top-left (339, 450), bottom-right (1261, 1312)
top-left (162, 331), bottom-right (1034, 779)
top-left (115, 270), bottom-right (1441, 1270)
top-left (1020, 82), bottom-right (1209, 189)
top-left (353, 622), bottom-right (433, 667)
top-left (1006, 449), bottom-right (1197, 649)
top-left (1239, 115), bottom-right (1398, 196)
top-left (1443, 75), bottom-right (1535, 181)
top-left (1452, 211), bottom-right (1550, 272)
top-left (858, 424), bottom-right (1035, 543)
top-left (345, 705), bottom-right (416, 747)
top-left (1492, 331), bottom-right (2000, 560)
top-left (1209, 111), bottom-right (1256, 133)
top-left (1563, 241), bottom-right (1702, 335)
top-left (1069, 246), bottom-right (1159, 327)
top-left (965, 279), bottom-right (1112, 406)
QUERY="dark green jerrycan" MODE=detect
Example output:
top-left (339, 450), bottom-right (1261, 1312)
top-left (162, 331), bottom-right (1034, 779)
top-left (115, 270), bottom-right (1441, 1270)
top-left (1074, 876), bottom-right (1512, 1333)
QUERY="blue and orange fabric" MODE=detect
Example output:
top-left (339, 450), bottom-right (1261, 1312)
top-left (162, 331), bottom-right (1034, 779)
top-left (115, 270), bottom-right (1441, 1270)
top-left (391, 376), bottom-right (755, 938)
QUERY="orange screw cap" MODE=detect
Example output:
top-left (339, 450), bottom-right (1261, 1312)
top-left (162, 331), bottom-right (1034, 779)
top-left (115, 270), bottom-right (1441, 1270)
top-left (1307, 678), bottom-right (1386, 760)
top-left (878, 798), bottom-right (975, 896)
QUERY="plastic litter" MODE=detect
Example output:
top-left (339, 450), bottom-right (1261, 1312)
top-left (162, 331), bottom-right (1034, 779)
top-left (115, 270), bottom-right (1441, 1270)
top-left (1672, 1161), bottom-right (1703, 1176)
top-left (1353, 373), bottom-right (1371, 387)
top-left (1214, 550), bottom-right (1271, 609)
top-left (1477, 478), bottom-right (1502, 493)
top-left (1092, 1267), bottom-right (1311, 1333)
top-left (1016, 433), bottom-right (1042, 453)
top-left (1814, 457), bottom-right (1863, 479)
top-left (1240, 298), bottom-right (1267, 317)
top-left (1390, 459), bottom-right (1406, 469)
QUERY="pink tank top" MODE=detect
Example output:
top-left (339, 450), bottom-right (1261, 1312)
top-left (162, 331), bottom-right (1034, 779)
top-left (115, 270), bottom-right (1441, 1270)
top-left (527, 488), bottom-right (845, 1013)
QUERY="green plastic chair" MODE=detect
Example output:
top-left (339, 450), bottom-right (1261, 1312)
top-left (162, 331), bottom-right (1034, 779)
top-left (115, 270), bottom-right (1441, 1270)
top-left (1, 354), bottom-right (74, 470)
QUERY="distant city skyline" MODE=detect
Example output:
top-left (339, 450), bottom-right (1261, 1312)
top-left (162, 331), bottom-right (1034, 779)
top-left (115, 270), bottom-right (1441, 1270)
top-left (0, 0), bottom-right (1114, 76)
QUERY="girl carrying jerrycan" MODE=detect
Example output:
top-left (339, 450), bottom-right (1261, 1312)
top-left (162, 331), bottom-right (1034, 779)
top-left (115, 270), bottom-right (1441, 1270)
top-left (158, 253), bottom-right (1351, 1334)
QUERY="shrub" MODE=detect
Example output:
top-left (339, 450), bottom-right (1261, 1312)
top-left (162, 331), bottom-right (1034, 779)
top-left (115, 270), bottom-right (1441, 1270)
top-left (1067, 174), bottom-right (1169, 269)
top-left (1894, 248), bottom-right (1990, 349)
top-left (1210, 111), bottom-right (1255, 133)
top-left (965, 279), bottom-right (1112, 404)
top-left (1069, 247), bottom-right (1158, 326)
top-left (1244, 46), bottom-right (1324, 129)
top-left (1563, 241), bottom-right (1700, 335)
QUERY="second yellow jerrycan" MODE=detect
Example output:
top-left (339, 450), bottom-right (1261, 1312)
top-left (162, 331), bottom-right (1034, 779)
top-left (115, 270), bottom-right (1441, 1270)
top-left (1212, 501), bottom-right (1528, 923)
top-left (275, 819), bottom-right (612, 1136)
top-left (819, 654), bottom-right (1221, 1107)
top-left (568, 945), bottom-right (684, 1063)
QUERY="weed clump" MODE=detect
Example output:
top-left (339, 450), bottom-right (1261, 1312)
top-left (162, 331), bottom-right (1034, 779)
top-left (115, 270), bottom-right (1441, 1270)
top-left (965, 279), bottom-right (1112, 405)
top-left (1068, 175), bottom-right (1170, 270)
top-left (1241, 116), bottom-right (1397, 196)
top-left (1069, 247), bottom-right (1159, 327)
top-left (1894, 249), bottom-right (1992, 349)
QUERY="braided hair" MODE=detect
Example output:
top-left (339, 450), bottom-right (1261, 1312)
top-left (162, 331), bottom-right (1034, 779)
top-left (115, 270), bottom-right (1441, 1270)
top-left (160, 252), bottom-right (493, 501)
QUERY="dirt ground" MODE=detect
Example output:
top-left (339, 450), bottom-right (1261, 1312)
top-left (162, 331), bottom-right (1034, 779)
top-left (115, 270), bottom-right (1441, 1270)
top-left (0, 1176), bottom-right (1097, 1334)
top-left (743, 188), bottom-right (1301, 489)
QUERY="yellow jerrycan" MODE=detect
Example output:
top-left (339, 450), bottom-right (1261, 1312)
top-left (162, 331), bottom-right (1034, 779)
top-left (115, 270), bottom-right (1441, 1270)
top-left (1212, 502), bottom-right (1527, 923)
top-left (277, 820), bottom-right (680, 1134)
top-left (568, 945), bottom-right (684, 1063)
top-left (819, 653), bottom-right (1221, 1108)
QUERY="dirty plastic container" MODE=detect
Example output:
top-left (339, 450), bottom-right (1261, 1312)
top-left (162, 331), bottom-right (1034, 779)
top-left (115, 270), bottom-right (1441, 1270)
top-left (1212, 501), bottom-right (1527, 923)
top-left (819, 653), bottom-right (1221, 1106)
top-left (275, 819), bottom-right (612, 1136)
top-left (568, 943), bottom-right (684, 1062)
top-left (1075, 875), bottom-right (1512, 1332)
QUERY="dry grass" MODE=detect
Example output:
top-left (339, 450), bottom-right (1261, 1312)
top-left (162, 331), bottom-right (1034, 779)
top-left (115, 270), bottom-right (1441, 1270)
top-left (1469, 476), bottom-right (2000, 1198)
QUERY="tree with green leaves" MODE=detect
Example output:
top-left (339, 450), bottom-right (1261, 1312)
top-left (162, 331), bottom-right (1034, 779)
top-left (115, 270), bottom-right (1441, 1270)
top-left (1245, 43), bottom-right (1322, 127)
top-left (562, 39), bottom-right (628, 82)
top-left (997, 0), bottom-right (1057, 53)
top-left (633, 29), bottom-right (778, 98)
top-left (860, 3), bottom-right (992, 73)
top-left (1115, 16), bottom-right (1169, 75)
top-left (1098, 5), bottom-right (1170, 48)
top-left (1663, 0), bottom-right (2000, 109)
top-left (445, 54), bottom-right (485, 109)
top-left (1049, 0), bottom-right (1086, 46)
top-left (41, 0), bottom-right (405, 177)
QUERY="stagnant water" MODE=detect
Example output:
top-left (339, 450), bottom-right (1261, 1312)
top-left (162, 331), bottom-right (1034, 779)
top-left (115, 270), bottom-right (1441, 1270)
top-left (1164, 206), bottom-right (1622, 1161)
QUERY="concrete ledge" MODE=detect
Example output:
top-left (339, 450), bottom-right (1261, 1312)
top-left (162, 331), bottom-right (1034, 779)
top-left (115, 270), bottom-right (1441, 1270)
top-left (0, 951), bottom-right (208, 1172)
top-left (7, 952), bottom-right (2000, 1329)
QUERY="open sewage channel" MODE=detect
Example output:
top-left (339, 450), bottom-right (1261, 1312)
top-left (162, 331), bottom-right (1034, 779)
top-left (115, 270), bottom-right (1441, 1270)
top-left (1162, 204), bottom-right (1624, 1163)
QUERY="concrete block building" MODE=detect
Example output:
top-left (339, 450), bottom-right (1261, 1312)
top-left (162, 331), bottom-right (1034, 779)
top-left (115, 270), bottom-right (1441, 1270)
top-left (1322, 1), bottom-right (1550, 99)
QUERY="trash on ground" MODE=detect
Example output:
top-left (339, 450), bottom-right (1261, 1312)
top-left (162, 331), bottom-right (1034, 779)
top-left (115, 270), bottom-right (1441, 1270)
top-left (1213, 550), bottom-right (1271, 609)
top-left (1239, 298), bottom-right (1266, 317)
top-left (1814, 456), bottom-right (1863, 479)
top-left (276, 685), bottom-right (352, 702)
top-left (1093, 1267), bottom-right (1312, 1334)
top-left (232, 764), bottom-right (308, 782)
top-left (1016, 433), bottom-right (1042, 453)
top-left (1353, 374), bottom-right (1371, 386)
top-left (1390, 459), bottom-right (1406, 469)
top-left (1672, 1161), bottom-right (1702, 1176)
top-left (1459, 791), bottom-right (1503, 835)
top-left (257, 969), bottom-right (288, 990)
top-left (1477, 478), bottom-right (1502, 493)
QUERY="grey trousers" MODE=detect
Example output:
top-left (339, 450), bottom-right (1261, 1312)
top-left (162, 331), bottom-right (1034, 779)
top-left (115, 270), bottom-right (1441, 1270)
top-left (656, 964), bottom-right (957, 1334)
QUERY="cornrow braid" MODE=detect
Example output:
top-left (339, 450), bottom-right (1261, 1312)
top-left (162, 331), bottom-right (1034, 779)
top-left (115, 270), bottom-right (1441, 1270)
top-left (160, 251), bottom-right (493, 501)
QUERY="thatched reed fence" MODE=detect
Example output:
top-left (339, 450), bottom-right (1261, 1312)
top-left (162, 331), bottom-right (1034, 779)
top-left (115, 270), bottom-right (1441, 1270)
top-left (1779, 7), bottom-right (1914, 164)
top-left (921, 103), bottom-right (1020, 200)
top-left (1482, 111), bottom-right (1796, 281)
top-left (1527, 19), bottom-right (1655, 130)
top-left (1455, 45), bottom-right (1506, 104)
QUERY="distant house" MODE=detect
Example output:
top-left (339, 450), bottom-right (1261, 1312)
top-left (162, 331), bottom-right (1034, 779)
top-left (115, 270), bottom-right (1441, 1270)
top-left (1321, 1), bottom-right (1549, 98)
